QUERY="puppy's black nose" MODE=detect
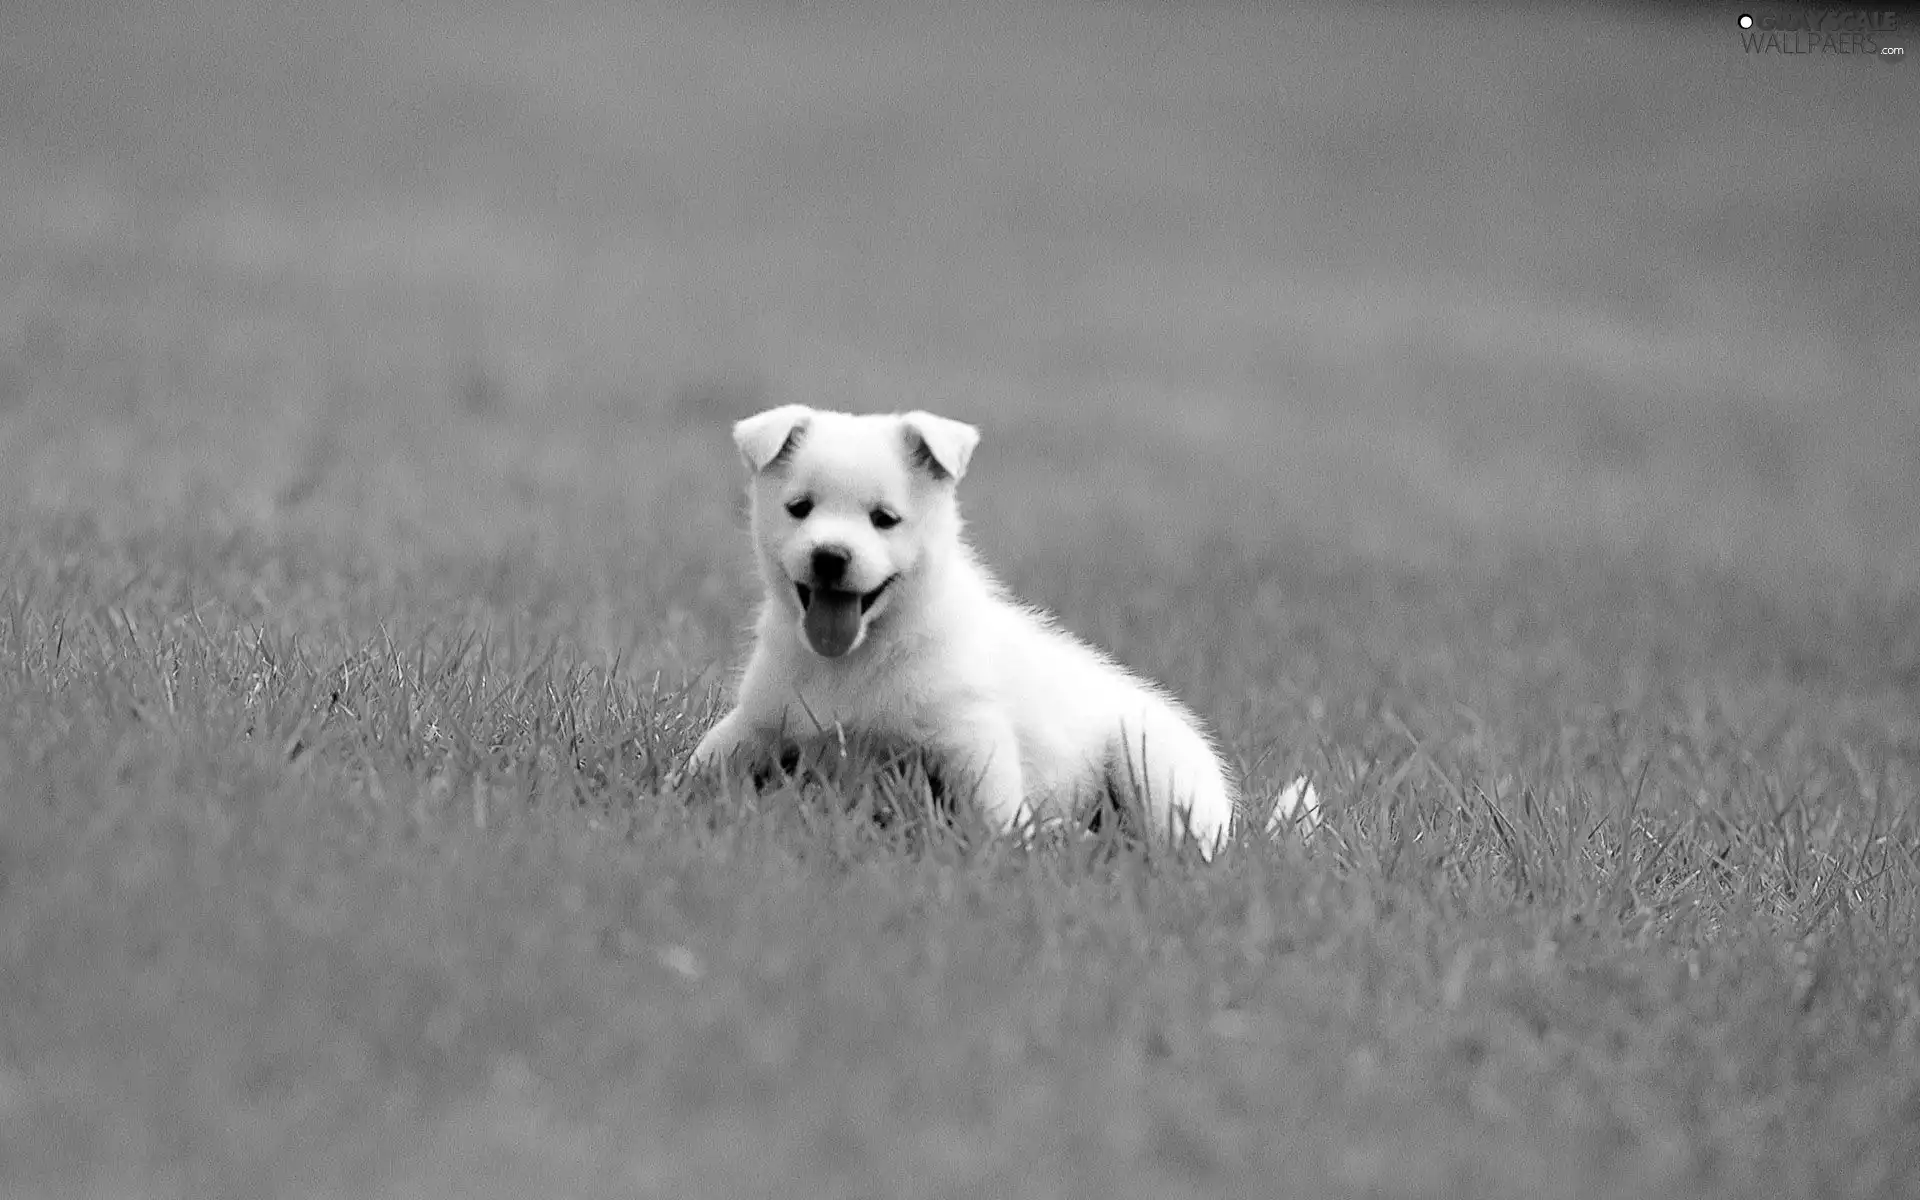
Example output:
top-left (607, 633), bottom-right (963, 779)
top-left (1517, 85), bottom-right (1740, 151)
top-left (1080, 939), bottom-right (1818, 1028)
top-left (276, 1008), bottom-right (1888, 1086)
top-left (810, 545), bottom-right (851, 586)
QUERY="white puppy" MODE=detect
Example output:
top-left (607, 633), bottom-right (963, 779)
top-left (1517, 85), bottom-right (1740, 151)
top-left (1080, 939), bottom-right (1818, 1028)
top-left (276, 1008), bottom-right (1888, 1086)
top-left (686, 405), bottom-right (1319, 856)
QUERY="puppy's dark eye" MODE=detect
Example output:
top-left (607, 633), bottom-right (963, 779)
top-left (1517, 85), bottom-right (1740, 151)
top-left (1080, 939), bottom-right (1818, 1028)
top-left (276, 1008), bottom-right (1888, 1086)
top-left (785, 497), bottom-right (814, 520)
top-left (870, 508), bottom-right (901, 530)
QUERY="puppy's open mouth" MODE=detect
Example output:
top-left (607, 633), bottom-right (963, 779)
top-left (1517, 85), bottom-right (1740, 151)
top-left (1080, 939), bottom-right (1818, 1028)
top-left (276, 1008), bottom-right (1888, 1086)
top-left (793, 577), bottom-right (892, 614)
top-left (794, 576), bottom-right (894, 657)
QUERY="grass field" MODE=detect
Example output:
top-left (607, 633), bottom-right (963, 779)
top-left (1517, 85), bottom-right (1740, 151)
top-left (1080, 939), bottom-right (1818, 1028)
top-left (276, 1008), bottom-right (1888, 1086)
top-left (3, 2), bottom-right (1918, 1196)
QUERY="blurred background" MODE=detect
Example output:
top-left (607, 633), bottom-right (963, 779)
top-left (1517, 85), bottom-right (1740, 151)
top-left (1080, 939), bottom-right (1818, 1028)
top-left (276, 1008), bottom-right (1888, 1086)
top-left (1, 0), bottom-right (1915, 601)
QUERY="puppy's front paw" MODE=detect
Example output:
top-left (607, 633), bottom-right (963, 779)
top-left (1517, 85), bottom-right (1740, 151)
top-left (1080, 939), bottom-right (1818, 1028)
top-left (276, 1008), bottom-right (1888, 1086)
top-left (681, 711), bottom-right (752, 785)
top-left (671, 739), bottom-right (781, 794)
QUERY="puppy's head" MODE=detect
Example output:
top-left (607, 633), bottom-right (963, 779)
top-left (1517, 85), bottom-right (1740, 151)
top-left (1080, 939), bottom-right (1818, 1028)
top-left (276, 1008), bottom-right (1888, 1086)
top-left (732, 404), bottom-right (978, 659)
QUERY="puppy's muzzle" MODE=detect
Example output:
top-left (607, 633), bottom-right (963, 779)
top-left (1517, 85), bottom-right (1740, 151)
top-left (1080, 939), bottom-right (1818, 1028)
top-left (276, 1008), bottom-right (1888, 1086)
top-left (792, 545), bottom-right (894, 659)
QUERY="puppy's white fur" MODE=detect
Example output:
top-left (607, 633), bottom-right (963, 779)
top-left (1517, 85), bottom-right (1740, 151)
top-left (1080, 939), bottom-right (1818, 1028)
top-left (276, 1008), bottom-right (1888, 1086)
top-left (688, 405), bottom-right (1318, 855)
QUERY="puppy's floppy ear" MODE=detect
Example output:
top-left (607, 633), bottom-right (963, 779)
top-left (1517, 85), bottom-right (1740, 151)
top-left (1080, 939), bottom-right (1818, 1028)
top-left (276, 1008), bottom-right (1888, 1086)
top-left (732, 405), bottom-right (814, 472)
top-left (899, 411), bottom-right (980, 482)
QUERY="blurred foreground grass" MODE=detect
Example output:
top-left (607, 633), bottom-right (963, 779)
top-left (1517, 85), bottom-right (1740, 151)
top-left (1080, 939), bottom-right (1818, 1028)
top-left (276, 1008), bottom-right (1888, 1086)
top-left (1, 2), bottom-right (1917, 1196)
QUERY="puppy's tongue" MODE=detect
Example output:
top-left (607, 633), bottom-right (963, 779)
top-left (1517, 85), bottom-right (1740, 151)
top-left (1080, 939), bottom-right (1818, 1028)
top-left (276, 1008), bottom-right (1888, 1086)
top-left (803, 589), bottom-right (862, 657)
